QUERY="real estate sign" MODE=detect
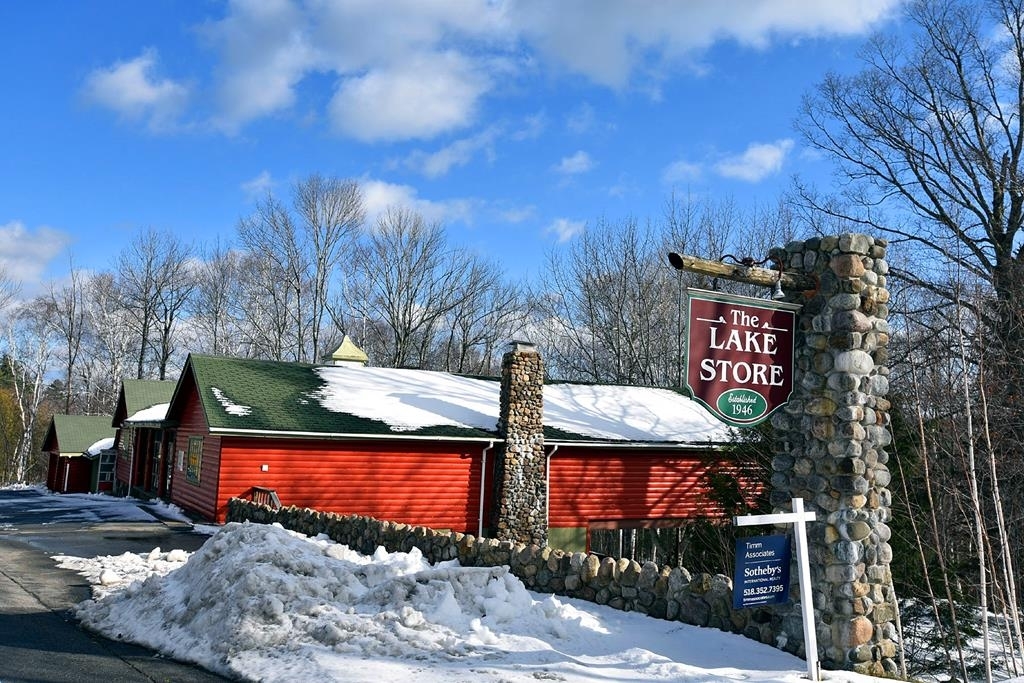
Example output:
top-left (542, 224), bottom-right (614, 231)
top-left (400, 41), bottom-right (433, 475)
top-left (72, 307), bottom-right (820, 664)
top-left (733, 534), bottom-right (792, 609)
top-left (685, 288), bottom-right (799, 427)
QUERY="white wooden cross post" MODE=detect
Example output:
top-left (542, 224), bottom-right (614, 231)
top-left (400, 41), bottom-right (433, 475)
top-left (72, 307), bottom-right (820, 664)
top-left (734, 497), bottom-right (820, 681)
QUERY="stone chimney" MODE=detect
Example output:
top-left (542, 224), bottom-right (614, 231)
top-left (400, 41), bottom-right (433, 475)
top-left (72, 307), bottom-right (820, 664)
top-left (493, 340), bottom-right (547, 546)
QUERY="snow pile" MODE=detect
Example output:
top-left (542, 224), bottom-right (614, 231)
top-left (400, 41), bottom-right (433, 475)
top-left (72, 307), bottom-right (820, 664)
top-left (71, 523), bottom-right (574, 679)
top-left (56, 547), bottom-right (190, 600)
top-left (59, 522), bottom-right (887, 683)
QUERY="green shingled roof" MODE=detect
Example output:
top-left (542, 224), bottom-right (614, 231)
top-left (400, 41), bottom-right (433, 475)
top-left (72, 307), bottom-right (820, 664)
top-left (45, 415), bottom-right (116, 455)
top-left (122, 379), bottom-right (176, 417)
top-left (172, 353), bottom-right (731, 445)
top-left (181, 354), bottom-right (499, 440)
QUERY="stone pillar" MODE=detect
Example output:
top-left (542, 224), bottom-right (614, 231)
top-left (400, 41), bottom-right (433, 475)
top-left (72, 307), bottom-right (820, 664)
top-left (770, 234), bottom-right (898, 676)
top-left (493, 340), bottom-right (547, 547)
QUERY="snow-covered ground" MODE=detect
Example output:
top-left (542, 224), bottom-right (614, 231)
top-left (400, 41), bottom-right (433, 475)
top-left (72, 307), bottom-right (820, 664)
top-left (41, 508), bottom-right (889, 683)
top-left (0, 484), bottom-right (183, 524)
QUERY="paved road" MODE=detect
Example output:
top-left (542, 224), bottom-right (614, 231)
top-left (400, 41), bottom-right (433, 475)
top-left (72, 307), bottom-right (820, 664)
top-left (0, 489), bottom-right (227, 682)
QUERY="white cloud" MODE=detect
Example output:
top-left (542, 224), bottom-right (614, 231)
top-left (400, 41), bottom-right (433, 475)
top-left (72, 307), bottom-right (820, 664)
top-left (546, 218), bottom-right (586, 242)
top-left (203, 0), bottom-right (319, 132)
top-left (714, 139), bottom-right (794, 182)
top-left (497, 205), bottom-right (536, 224)
top-left (662, 159), bottom-right (703, 184)
top-left (82, 49), bottom-right (189, 130)
top-left (100, 1), bottom-right (897, 138)
top-left (509, 1), bottom-right (901, 89)
top-left (241, 171), bottom-right (274, 199)
top-left (329, 52), bottom-right (489, 142)
top-left (554, 151), bottom-right (594, 176)
top-left (202, 0), bottom-right (317, 133)
top-left (403, 127), bottom-right (500, 178)
top-left (360, 179), bottom-right (475, 228)
top-left (0, 221), bottom-right (71, 290)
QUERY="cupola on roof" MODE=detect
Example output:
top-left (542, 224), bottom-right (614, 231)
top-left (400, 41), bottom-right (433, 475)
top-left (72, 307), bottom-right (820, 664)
top-left (328, 335), bottom-right (369, 366)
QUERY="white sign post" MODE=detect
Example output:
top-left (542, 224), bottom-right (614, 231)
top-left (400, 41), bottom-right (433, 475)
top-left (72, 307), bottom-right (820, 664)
top-left (734, 497), bottom-right (820, 681)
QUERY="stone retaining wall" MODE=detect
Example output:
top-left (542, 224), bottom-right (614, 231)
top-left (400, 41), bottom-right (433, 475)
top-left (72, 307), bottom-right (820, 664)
top-left (227, 498), bottom-right (782, 646)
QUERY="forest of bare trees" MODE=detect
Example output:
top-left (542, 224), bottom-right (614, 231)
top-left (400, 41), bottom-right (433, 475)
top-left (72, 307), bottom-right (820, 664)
top-left (7, 0), bottom-right (1024, 678)
top-left (0, 183), bottom-right (782, 482)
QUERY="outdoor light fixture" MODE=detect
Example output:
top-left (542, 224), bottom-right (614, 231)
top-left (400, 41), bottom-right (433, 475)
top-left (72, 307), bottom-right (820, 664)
top-left (772, 278), bottom-right (786, 300)
top-left (771, 258), bottom-right (786, 300)
top-left (667, 252), bottom-right (684, 270)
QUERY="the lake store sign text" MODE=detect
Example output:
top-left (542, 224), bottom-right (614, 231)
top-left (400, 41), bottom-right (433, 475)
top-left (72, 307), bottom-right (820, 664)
top-left (685, 288), bottom-right (799, 427)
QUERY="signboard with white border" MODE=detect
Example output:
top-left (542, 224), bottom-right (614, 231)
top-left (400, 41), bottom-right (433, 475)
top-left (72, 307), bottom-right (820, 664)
top-left (733, 534), bottom-right (791, 609)
top-left (685, 288), bottom-right (800, 427)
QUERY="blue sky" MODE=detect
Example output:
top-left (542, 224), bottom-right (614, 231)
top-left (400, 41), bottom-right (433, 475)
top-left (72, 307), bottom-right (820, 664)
top-left (0, 0), bottom-right (905, 293)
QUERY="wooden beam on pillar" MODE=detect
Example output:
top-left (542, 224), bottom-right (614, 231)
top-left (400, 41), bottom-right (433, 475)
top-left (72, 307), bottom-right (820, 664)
top-left (668, 252), bottom-right (817, 292)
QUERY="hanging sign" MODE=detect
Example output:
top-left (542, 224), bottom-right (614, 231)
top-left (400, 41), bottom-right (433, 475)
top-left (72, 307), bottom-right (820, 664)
top-left (733, 534), bottom-right (791, 609)
top-left (685, 288), bottom-right (799, 427)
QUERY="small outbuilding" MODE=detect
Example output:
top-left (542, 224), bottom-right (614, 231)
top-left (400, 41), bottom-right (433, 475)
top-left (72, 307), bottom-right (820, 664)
top-left (162, 340), bottom-right (755, 553)
top-left (112, 379), bottom-right (176, 499)
top-left (42, 415), bottom-right (116, 494)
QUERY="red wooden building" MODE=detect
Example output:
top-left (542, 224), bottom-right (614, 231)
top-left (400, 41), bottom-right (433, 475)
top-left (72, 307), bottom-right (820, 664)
top-left (112, 379), bottom-right (177, 499)
top-left (162, 340), bottom-right (753, 553)
top-left (42, 415), bottom-right (116, 494)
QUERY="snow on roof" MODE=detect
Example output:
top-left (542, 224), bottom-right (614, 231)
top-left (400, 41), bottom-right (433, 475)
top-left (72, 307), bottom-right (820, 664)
top-left (314, 364), bottom-right (732, 443)
top-left (314, 366), bottom-right (499, 433)
top-left (86, 437), bottom-right (115, 455)
top-left (124, 402), bottom-right (170, 423)
top-left (211, 387), bottom-right (252, 417)
top-left (545, 384), bottom-right (730, 443)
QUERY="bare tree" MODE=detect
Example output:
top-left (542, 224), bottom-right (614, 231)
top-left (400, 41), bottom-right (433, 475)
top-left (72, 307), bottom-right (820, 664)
top-left (436, 261), bottom-right (531, 374)
top-left (238, 175), bottom-right (362, 362)
top-left (117, 228), bottom-right (195, 379)
top-left (535, 217), bottom-right (678, 384)
top-left (234, 248), bottom-right (298, 361)
top-left (535, 198), bottom-right (796, 385)
top-left (45, 264), bottom-right (88, 413)
top-left (188, 241), bottom-right (245, 357)
top-left (82, 272), bottom-right (134, 412)
top-left (3, 300), bottom-right (53, 482)
top-left (0, 264), bottom-right (19, 314)
top-left (799, 0), bottom-right (1024, 366)
top-left (293, 174), bottom-right (363, 361)
top-left (347, 208), bottom-right (474, 369)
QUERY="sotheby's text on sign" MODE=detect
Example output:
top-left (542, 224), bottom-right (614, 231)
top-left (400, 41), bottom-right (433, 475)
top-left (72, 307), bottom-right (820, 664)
top-left (685, 289), bottom-right (799, 427)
